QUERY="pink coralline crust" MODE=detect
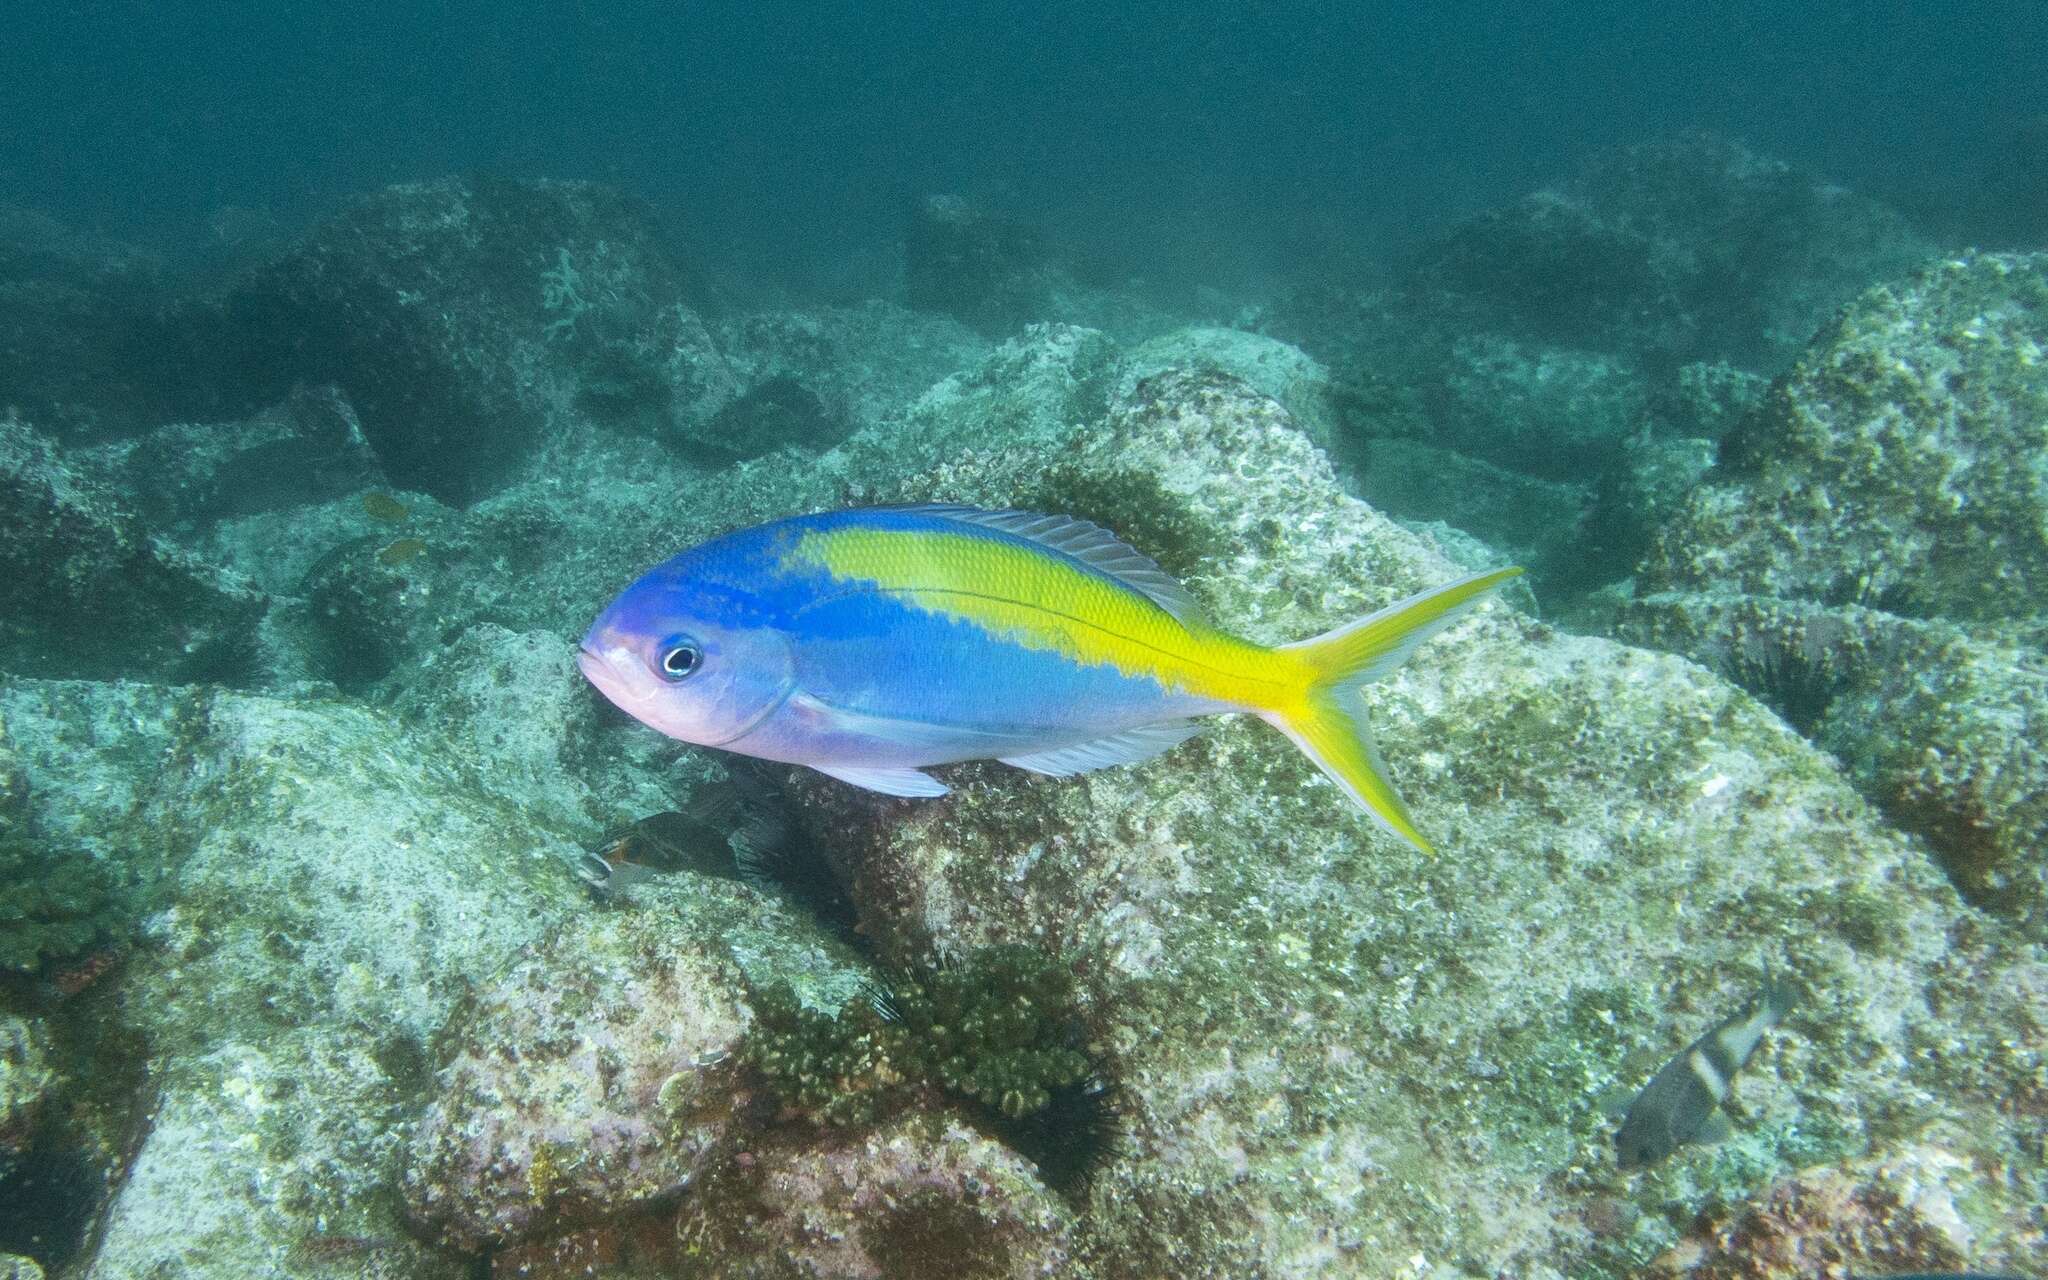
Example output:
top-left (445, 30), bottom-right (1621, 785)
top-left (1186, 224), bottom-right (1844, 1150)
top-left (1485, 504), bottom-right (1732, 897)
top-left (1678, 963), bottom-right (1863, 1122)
top-left (670, 1112), bottom-right (1077, 1280)
top-left (1647, 1144), bottom-right (2039, 1279)
top-left (399, 915), bottom-right (750, 1252)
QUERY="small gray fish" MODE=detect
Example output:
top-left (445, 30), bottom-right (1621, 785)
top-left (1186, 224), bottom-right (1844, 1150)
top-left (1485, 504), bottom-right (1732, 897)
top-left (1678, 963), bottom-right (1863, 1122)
top-left (1615, 975), bottom-right (1796, 1169)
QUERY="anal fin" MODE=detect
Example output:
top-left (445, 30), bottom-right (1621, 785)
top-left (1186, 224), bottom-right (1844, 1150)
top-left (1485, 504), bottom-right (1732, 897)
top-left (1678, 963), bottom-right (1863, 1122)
top-left (999, 721), bottom-right (1204, 777)
top-left (813, 763), bottom-right (950, 798)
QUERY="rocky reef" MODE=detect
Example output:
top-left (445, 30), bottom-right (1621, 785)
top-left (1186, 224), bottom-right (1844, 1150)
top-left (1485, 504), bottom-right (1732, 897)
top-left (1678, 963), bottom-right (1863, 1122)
top-left (0, 143), bottom-right (2040, 1279)
top-left (1259, 135), bottom-right (1936, 605)
top-left (1622, 251), bottom-right (2048, 938)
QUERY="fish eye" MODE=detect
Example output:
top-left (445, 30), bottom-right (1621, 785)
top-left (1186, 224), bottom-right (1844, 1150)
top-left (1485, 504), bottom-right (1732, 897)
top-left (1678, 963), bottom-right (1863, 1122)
top-left (658, 639), bottom-right (702, 680)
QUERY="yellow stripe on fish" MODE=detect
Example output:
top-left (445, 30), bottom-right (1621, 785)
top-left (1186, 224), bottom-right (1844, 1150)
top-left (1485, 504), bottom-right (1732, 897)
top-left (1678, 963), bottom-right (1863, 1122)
top-left (787, 524), bottom-right (1305, 708)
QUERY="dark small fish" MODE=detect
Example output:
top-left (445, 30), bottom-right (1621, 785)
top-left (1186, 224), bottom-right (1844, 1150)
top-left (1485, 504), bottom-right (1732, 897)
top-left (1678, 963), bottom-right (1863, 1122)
top-left (1615, 975), bottom-right (1796, 1169)
top-left (575, 778), bottom-right (781, 898)
top-left (377, 537), bottom-right (428, 566)
top-left (576, 842), bottom-right (663, 897)
top-left (362, 491), bottom-right (410, 522)
top-left (578, 811), bottom-right (716, 897)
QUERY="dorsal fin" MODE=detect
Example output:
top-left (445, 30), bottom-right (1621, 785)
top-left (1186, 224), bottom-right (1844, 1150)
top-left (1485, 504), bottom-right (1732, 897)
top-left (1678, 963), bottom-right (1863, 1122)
top-left (885, 503), bottom-right (1205, 623)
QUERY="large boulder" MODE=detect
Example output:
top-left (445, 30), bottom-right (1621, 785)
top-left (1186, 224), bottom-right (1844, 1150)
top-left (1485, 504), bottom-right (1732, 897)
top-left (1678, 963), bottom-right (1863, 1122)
top-left (401, 886), bottom-right (864, 1253)
top-left (715, 300), bottom-right (989, 440)
top-left (1641, 252), bottom-right (2048, 623)
top-left (200, 176), bottom-right (731, 500)
top-left (1620, 252), bottom-right (2048, 937)
top-left (1256, 136), bottom-right (1935, 603)
top-left (0, 678), bottom-right (589, 1280)
top-left (1400, 134), bottom-right (1933, 369)
top-left (74, 386), bottom-right (385, 536)
top-left (0, 418), bottom-right (265, 684)
top-left (0, 208), bottom-right (174, 438)
top-left (1618, 592), bottom-right (2048, 935)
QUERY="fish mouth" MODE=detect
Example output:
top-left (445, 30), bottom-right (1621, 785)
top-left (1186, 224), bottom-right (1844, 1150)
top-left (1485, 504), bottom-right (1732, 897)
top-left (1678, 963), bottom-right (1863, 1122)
top-left (576, 640), bottom-right (659, 706)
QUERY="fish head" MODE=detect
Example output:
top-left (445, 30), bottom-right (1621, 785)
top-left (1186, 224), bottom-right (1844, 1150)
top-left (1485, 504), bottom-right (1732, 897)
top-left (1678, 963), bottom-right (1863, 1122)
top-left (579, 570), bottom-right (795, 749)
top-left (1612, 1101), bottom-right (1677, 1171)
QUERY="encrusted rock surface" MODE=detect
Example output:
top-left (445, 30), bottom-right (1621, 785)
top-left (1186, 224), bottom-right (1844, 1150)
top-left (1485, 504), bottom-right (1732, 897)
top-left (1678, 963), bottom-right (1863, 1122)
top-left (1645, 1142), bottom-right (2044, 1278)
top-left (1619, 253), bottom-right (2048, 937)
top-left (203, 175), bottom-right (730, 499)
top-left (402, 887), bottom-right (863, 1252)
top-left (671, 1112), bottom-right (1079, 1280)
top-left (0, 1015), bottom-right (52, 1180)
top-left (0, 417), bottom-right (266, 684)
top-left (1619, 592), bottom-right (2048, 935)
top-left (1258, 136), bottom-right (1937, 602)
top-left (1641, 252), bottom-right (2048, 622)
top-left (72, 386), bottom-right (385, 536)
top-left (0, 678), bottom-right (582, 1280)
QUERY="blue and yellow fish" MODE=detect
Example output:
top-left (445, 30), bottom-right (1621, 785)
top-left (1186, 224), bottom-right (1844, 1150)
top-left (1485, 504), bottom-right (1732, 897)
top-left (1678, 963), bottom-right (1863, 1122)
top-left (578, 505), bottom-right (1518, 852)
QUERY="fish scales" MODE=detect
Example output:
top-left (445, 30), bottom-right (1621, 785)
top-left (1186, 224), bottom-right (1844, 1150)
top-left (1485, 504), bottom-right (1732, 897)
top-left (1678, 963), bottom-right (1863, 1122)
top-left (788, 520), bottom-right (1299, 714)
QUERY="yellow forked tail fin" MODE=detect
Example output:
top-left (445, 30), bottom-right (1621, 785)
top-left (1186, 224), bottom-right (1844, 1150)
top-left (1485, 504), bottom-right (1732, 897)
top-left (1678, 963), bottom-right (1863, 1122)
top-left (1263, 567), bottom-right (1522, 854)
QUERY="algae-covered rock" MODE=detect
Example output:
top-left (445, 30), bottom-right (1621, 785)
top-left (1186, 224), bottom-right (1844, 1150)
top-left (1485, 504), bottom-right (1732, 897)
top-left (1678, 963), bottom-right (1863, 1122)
top-left (392, 624), bottom-right (683, 827)
top-left (1642, 252), bottom-right (2048, 622)
top-left (1620, 254), bottom-right (2048, 934)
top-left (1619, 592), bottom-right (2048, 933)
top-left (400, 921), bottom-right (744, 1252)
top-left (206, 175), bottom-right (727, 500)
top-left (1351, 436), bottom-right (1591, 583)
top-left (837, 323), bottom-right (1122, 477)
top-left (1578, 433), bottom-right (1718, 591)
top-left (0, 418), bottom-right (266, 684)
top-left (0, 679), bottom-right (588, 1280)
top-left (1645, 1140), bottom-right (2044, 1278)
top-left (673, 1111), bottom-right (1078, 1280)
top-left (772, 369), bottom-right (2031, 1276)
top-left (0, 701), bottom-right (153, 975)
top-left (74, 386), bottom-right (385, 536)
top-left (0, 1015), bottom-right (53, 1180)
top-left (1403, 134), bottom-right (1933, 369)
top-left (1115, 327), bottom-right (1340, 452)
top-left (1264, 137), bottom-right (1931, 478)
top-left (715, 301), bottom-right (990, 438)
top-left (1431, 333), bottom-right (1650, 481)
top-left (401, 883), bottom-right (866, 1252)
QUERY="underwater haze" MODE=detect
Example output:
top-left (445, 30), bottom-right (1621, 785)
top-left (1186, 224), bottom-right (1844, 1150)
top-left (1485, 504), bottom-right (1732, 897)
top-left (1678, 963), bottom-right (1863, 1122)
top-left (2, 3), bottom-right (2046, 1279)
top-left (4, 0), bottom-right (2045, 287)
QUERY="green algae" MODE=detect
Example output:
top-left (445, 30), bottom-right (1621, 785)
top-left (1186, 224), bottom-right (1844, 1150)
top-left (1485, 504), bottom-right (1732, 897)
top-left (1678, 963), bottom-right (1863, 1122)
top-left (744, 944), bottom-right (1093, 1130)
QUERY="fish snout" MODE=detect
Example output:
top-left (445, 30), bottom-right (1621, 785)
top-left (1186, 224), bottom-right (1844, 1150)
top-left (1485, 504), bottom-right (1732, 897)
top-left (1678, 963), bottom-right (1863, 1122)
top-left (576, 637), bottom-right (658, 706)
